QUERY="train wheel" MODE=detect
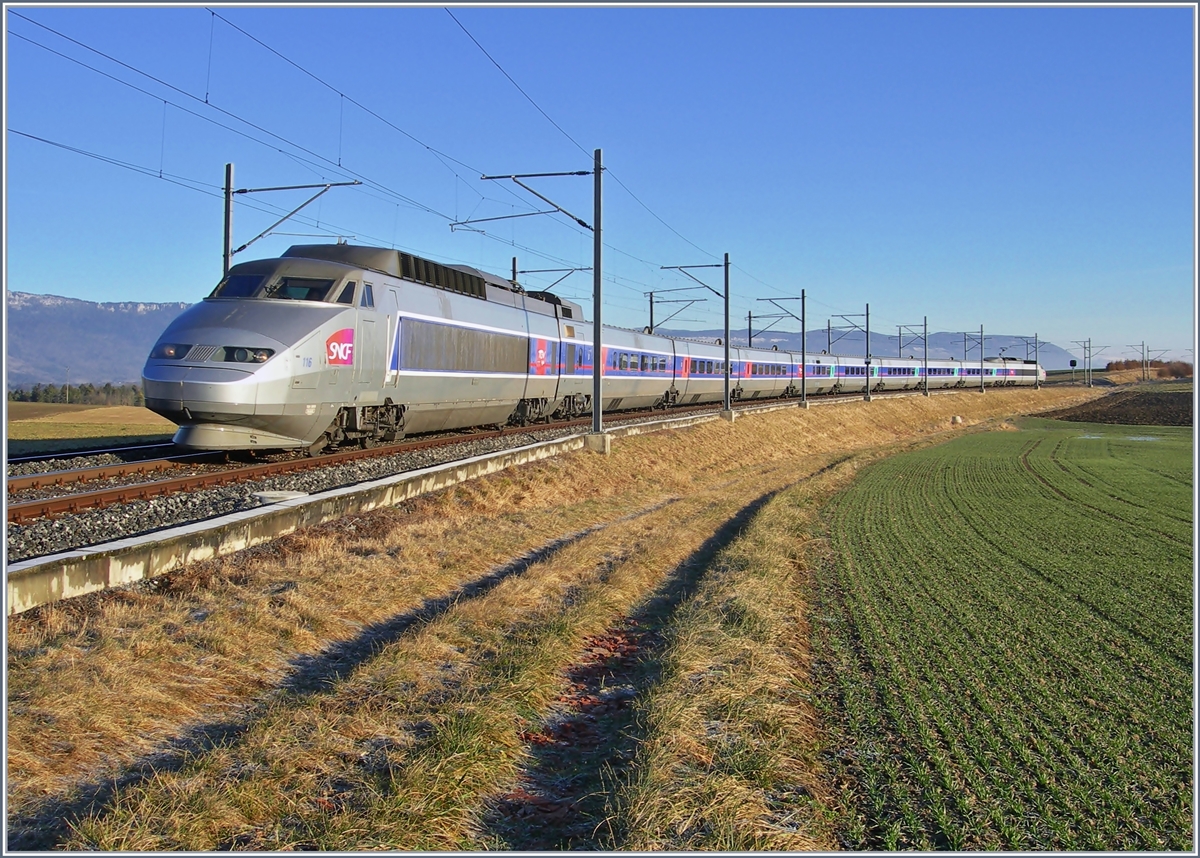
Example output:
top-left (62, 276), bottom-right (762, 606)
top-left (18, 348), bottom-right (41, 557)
top-left (306, 436), bottom-right (329, 457)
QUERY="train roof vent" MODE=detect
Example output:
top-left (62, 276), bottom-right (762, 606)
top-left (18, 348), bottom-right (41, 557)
top-left (283, 244), bottom-right (404, 276)
top-left (283, 244), bottom-right (486, 300)
top-left (525, 291), bottom-right (583, 319)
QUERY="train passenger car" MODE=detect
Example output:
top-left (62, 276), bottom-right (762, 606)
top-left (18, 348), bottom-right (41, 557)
top-left (674, 338), bottom-right (727, 405)
top-left (144, 242), bottom-right (1045, 453)
top-left (598, 327), bottom-right (680, 411)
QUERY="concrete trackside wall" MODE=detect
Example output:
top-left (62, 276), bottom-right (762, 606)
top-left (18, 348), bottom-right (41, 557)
top-left (7, 433), bottom-right (590, 615)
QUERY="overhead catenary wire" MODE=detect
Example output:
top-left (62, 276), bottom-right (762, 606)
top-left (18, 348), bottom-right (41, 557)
top-left (18, 10), bottom-right (760, 321)
top-left (440, 8), bottom-right (884, 327)
top-left (7, 20), bottom-right (454, 221)
top-left (15, 10), bottom-right (882, 332)
top-left (11, 12), bottom-right (614, 286)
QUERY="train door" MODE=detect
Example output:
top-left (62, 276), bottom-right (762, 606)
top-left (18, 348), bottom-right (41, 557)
top-left (356, 282), bottom-right (376, 387)
top-left (385, 288), bottom-right (400, 388)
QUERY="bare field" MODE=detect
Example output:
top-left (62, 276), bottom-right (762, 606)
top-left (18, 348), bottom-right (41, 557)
top-left (6, 402), bottom-right (108, 420)
top-left (6, 404), bottom-right (177, 455)
top-left (6, 386), bottom-right (1107, 850)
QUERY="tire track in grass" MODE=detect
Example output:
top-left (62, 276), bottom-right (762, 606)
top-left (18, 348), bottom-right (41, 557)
top-left (952, 468), bottom-right (1193, 674)
top-left (8, 500), bottom-right (681, 851)
top-left (1022, 440), bottom-right (1190, 547)
top-left (1057, 436), bottom-right (1194, 531)
top-left (906, 451), bottom-right (1189, 762)
top-left (479, 468), bottom-right (855, 849)
top-left (854, 448), bottom-right (1161, 844)
top-left (816, 432), bottom-right (1192, 850)
top-left (58, 464), bottom-right (813, 850)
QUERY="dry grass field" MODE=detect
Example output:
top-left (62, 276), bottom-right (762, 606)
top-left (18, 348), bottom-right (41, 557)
top-left (1103, 369), bottom-right (1150, 384)
top-left (6, 386), bottom-right (1109, 849)
top-left (6, 403), bottom-right (177, 455)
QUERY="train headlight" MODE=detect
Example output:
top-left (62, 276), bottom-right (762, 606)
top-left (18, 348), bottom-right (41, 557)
top-left (150, 343), bottom-right (190, 359)
top-left (219, 346), bottom-right (274, 364)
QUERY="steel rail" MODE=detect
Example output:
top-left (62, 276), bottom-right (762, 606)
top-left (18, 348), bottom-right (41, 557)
top-left (5, 422), bottom-right (571, 524)
top-left (7, 453), bottom-right (221, 493)
top-left (6, 442), bottom-right (178, 465)
top-left (5, 386), bottom-right (992, 525)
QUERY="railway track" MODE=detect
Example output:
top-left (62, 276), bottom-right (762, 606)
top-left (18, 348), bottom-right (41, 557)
top-left (5, 386), bottom-right (979, 562)
top-left (6, 388), bottom-right (975, 525)
top-left (6, 442), bottom-right (178, 466)
top-left (5, 423), bottom-right (555, 524)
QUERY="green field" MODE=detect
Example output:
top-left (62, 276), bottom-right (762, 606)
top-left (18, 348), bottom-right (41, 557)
top-left (814, 418), bottom-right (1194, 850)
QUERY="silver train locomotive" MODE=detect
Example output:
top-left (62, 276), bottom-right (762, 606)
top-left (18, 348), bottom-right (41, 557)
top-left (142, 243), bottom-right (1046, 452)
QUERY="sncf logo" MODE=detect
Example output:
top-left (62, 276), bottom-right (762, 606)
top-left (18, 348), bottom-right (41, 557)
top-left (326, 328), bottom-right (355, 365)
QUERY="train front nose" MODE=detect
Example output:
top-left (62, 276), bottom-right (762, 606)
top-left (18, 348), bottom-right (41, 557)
top-left (143, 361), bottom-right (259, 422)
top-left (142, 336), bottom-right (305, 449)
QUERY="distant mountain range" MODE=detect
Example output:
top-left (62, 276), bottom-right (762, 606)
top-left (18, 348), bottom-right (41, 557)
top-left (5, 291), bottom-right (191, 387)
top-left (3, 290), bottom-right (1080, 388)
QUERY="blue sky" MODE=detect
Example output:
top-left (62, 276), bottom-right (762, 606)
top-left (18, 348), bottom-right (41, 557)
top-left (4, 4), bottom-right (1195, 364)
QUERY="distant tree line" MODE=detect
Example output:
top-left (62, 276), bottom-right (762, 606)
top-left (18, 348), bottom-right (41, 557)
top-left (1104, 359), bottom-right (1193, 378)
top-left (7, 382), bottom-right (145, 406)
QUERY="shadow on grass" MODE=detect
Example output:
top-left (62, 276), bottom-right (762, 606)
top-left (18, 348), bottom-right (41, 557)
top-left (7, 502), bottom-right (679, 851)
top-left (478, 486), bottom-right (784, 851)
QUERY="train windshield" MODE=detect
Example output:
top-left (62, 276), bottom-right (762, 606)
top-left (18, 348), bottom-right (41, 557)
top-left (209, 275), bottom-right (339, 302)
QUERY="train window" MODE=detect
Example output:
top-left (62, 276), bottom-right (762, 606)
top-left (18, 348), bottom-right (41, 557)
top-left (335, 281), bottom-right (356, 305)
top-left (706, 361), bottom-right (713, 374)
top-left (210, 273), bottom-right (265, 298)
top-left (266, 277), bottom-right (338, 302)
top-left (620, 353), bottom-right (629, 371)
top-left (640, 355), bottom-right (648, 372)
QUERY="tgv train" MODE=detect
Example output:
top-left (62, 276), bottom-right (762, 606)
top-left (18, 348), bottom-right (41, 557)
top-left (142, 243), bottom-right (1046, 452)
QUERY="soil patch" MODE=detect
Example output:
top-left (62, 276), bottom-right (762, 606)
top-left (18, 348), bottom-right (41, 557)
top-left (1040, 390), bottom-right (1192, 426)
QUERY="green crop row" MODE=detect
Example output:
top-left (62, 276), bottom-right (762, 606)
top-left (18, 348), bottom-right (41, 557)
top-left (812, 419), bottom-right (1193, 850)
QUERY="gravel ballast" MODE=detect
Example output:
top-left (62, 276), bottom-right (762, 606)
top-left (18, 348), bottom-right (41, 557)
top-left (6, 418), bottom-right (669, 564)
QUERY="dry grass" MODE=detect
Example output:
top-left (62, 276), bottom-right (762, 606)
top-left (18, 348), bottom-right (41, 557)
top-left (609, 453), bottom-right (857, 850)
top-left (6, 385), bottom-right (1105, 849)
top-left (6, 404), bottom-right (172, 426)
top-left (1102, 369), bottom-right (1150, 384)
top-left (6, 404), bottom-right (177, 454)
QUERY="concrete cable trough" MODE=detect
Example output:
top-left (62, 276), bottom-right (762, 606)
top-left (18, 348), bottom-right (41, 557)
top-left (6, 409), bottom-right (729, 615)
